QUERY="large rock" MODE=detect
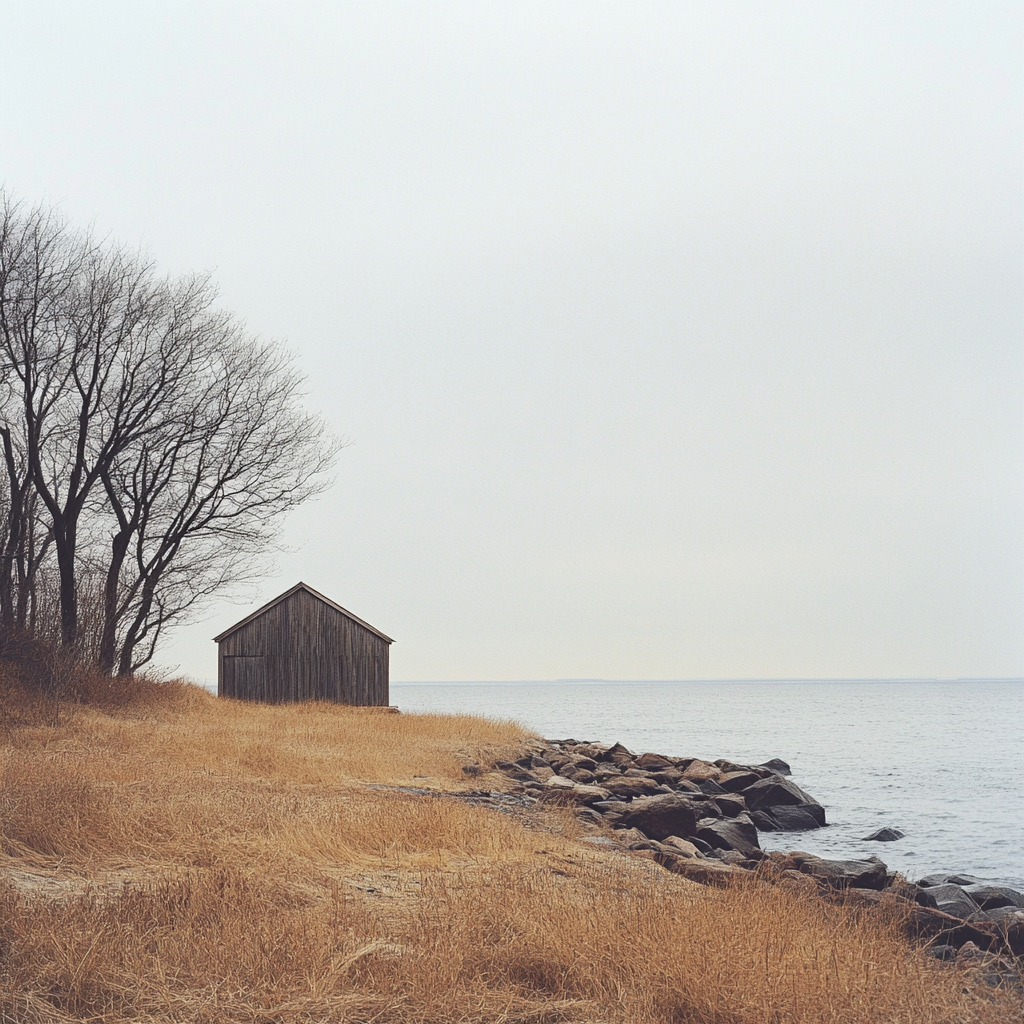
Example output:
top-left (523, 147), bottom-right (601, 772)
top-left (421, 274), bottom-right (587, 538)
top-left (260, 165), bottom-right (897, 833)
top-left (515, 754), bottom-right (550, 769)
top-left (926, 884), bottom-right (983, 921)
top-left (695, 778), bottom-right (729, 796)
top-left (635, 752), bottom-right (674, 770)
top-left (758, 758), bottom-right (792, 775)
top-left (963, 885), bottom-right (1024, 910)
top-left (616, 793), bottom-right (699, 841)
top-left (571, 743), bottom-right (608, 760)
top-left (918, 872), bottom-right (987, 887)
top-left (662, 836), bottom-right (702, 857)
top-left (654, 850), bottom-right (746, 886)
top-left (882, 880), bottom-right (938, 908)
top-left (788, 853), bottom-right (888, 890)
top-left (862, 827), bottom-right (904, 842)
top-left (742, 775), bottom-right (820, 812)
top-left (544, 775), bottom-right (576, 790)
top-left (750, 809), bottom-right (782, 831)
top-left (718, 770), bottom-right (762, 793)
top-left (681, 759), bottom-right (721, 781)
top-left (695, 799), bottom-right (723, 819)
top-left (713, 794), bottom-right (747, 818)
top-left (597, 741), bottom-right (635, 766)
top-left (649, 769), bottom-right (685, 786)
top-left (539, 784), bottom-right (609, 806)
top-left (673, 778), bottom-right (703, 794)
top-left (601, 775), bottom-right (663, 800)
top-left (764, 803), bottom-right (826, 830)
top-left (573, 783), bottom-right (611, 803)
top-left (696, 814), bottom-right (761, 857)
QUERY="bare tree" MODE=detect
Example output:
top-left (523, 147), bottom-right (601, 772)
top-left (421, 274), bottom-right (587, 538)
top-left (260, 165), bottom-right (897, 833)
top-left (97, 327), bottom-right (339, 674)
top-left (0, 198), bottom-right (82, 637)
top-left (0, 193), bottom-right (340, 672)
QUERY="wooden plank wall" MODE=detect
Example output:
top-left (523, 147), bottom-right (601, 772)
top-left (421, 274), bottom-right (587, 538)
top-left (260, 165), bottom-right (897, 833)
top-left (218, 589), bottom-right (389, 705)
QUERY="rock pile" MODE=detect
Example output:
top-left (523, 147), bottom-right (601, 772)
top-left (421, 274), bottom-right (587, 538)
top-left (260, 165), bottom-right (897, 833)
top-left (489, 737), bottom-right (1024, 972)
top-left (494, 737), bottom-right (827, 867)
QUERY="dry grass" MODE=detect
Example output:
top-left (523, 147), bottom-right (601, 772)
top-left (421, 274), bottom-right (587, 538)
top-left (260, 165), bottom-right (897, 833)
top-left (0, 654), bottom-right (1020, 1023)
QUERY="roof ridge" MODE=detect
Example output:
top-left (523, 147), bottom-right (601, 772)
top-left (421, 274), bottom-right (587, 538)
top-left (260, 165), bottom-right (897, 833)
top-left (212, 582), bottom-right (394, 643)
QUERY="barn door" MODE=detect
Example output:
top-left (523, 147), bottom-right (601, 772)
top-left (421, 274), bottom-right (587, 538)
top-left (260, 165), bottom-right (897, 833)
top-left (224, 656), bottom-right (267, 701)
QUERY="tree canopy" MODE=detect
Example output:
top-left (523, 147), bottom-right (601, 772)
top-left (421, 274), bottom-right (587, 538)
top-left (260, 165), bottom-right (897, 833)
top-left (0, 194), bottom-right (339, 673)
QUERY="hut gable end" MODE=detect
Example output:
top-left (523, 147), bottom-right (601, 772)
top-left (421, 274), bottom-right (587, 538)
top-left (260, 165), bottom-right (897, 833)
top-left (215, 583), bottom-right (391, 706)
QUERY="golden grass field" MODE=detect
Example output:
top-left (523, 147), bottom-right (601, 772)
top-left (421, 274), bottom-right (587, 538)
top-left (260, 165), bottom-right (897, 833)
top-left (0, 654), bottom-right (1020, 1023)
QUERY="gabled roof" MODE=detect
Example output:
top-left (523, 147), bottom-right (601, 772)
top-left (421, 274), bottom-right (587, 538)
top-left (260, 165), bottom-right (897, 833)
top-left (213, 582), bottom-right (394, 644)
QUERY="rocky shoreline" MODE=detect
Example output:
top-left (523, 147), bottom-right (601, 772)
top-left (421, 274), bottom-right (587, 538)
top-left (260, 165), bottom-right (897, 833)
top-left (477, 736), bottom-right (1024, 984)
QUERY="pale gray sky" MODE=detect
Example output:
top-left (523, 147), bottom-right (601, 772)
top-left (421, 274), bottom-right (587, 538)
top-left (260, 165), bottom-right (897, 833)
top-left (2, 2), bottom-right (1021, 681)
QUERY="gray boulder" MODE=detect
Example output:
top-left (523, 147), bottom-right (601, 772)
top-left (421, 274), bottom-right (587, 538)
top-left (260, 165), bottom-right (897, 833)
top-left (601, 775), bottom-right (663, 800)
top-left (597, 741), bottom-right (635, 765)
top-left (862, 827), bottom-right (904, 842)
top-left (926, 884), bottom-right (983, 920)
top-left (718, 770), bottom-right (762, 792)
top-left (673, 778), bottom-right (703, 794)
top-left (696, 814), bottom-right (761, 858)
top-left (516, 755), bottom-right (551, 769)
top-left (648, 770), bottom-right (685, 786)
top-left (749, 809), bottom-right (782, 831)
top-left (568, 783), bottom-right (612, 805)
top-left (765, 803), bottom-right (826, 831)
top-left (654, 851), bottom-right (747, 885)
top-left (710, 848), bottom-right (749, 866)
top-left (635, 751), bottom-right (675, 770)
top-left (742, 775), bottom-right (819, 811)
top-left (987, 905), bottom-right (1024, 923)
top-left (788, 853), bottom-right (888, 890)
top-left (758, 758), bottom-right (792, 775)
top-left (540, 782), bottom-right (610, 806)
top-left (590, 800), bottom-right (626, 813)
top-left (918, 872), bottom-right (987, 887)
top-left (662, 836), bottom-right (702, 857)
top-left (884, 880), bottom-right (938, 908)
top-left (713, 793), bottom-right (747, 818)
top-left (616, 793), bottom-right (699, 841)
top-left (963, 885), bottom-right (1024, 911)
top-left (543, 775), bottom-right (576, 790)
top-left (695, 778), bottom-right (729, 796)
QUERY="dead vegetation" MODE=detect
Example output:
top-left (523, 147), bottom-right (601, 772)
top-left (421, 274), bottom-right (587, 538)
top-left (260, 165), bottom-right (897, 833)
top-left (0, 651), bottom-right (1020, 1023)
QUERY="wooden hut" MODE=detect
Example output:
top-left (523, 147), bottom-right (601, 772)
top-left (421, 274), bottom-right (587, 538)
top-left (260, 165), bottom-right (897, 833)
top-left (214, 582), bottom-right (393, 705)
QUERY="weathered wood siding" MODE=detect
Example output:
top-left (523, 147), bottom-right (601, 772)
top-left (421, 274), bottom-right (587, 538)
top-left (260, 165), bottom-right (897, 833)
top-left (217, 588), bottom-right (389, 705)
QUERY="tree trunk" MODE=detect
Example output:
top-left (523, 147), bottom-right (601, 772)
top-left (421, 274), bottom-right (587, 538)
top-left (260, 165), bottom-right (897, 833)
top-left (98, 528), bottom-right (131, 673)
top-left (53, 519), bottom-right (78, 648)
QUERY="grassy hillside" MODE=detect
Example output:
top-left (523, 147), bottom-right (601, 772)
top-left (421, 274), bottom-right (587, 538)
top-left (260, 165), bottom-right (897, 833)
top-left (0, 656), bottom-right (1019, 1023)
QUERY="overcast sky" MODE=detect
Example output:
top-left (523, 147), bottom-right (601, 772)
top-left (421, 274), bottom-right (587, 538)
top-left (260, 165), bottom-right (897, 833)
top-left (1, 2), bottom-right (1021, 681)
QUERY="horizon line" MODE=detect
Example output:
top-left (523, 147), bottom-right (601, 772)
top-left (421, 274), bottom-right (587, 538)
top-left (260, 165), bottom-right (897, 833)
top-left (392, 676), bottom-right (1024, 684)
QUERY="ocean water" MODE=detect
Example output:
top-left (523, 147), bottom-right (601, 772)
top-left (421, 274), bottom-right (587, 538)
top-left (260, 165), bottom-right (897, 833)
top-left (391, 679), bottom-right (1024, 890)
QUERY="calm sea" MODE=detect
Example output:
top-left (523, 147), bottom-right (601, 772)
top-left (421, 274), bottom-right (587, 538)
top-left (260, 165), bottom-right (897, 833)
top-left (392, 679), bottom-right (1024, 890)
